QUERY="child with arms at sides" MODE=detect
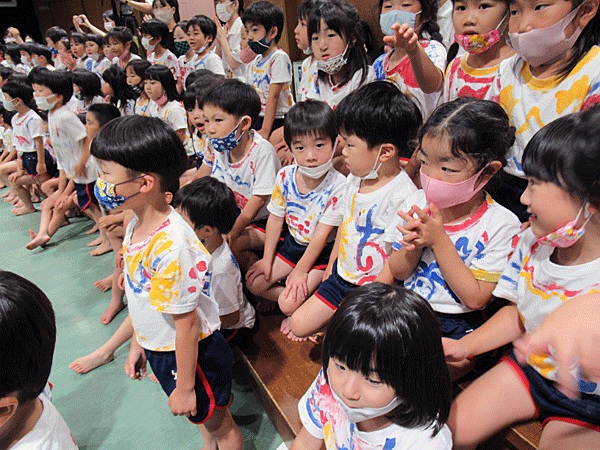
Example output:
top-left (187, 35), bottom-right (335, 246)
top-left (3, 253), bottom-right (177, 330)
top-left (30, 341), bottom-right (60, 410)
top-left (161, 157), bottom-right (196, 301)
top-left (125, 59), bottom-right (153, 116)
top-left (106, 27), bottom-right (140, 69)
top-left (173, 21), bottom-right (193, 87)
top-left (140, 19), bottom-right (182, 92)
top-left (184, 15), bottom-right (226, 81)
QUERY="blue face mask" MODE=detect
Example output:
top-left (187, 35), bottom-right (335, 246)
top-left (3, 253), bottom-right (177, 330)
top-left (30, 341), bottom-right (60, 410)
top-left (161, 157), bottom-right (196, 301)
top-left (209, 118), bottom-right (245, 154)
top-left (380, 9), bottom-right (420, 36)
top-left (49, 47), bottom-right (58, 56)
top-left (94, 175), bottom-right (144, 210)
top-left (247, 35), bottom-right (273, 54)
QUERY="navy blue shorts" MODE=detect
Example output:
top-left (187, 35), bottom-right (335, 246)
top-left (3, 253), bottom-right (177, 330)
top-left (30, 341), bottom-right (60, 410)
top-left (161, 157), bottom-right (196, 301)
top-left (21, 150), bottom-right (57, 178)
top-left (503, 351), bottom-right (600, 431)
top-left (74, 181), bottom-right (98, 211)
top-left (276, 233), bottom-right (333, 270)
top-left (248, 217), bottom-right (268, 233)
top-left (144, 331), bottom-right (233, 425)
top-left (315, 260), bottom-right (358, 310)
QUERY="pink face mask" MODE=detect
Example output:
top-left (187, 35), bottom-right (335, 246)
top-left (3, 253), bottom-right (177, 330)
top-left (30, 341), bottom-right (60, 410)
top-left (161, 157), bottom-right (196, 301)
top-left (454, 14), bottom-right (507, 55)
top-left (239, 46), bottom-right (258, 64)
top-left (537, 202), bottom-right (593, 248)
top-left (420, 166), bottom-right (488, 209)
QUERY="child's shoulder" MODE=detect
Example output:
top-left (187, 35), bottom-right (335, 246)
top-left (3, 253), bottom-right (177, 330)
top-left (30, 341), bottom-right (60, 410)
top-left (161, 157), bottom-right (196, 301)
top-left (211, 240), bottom-right (239, 275)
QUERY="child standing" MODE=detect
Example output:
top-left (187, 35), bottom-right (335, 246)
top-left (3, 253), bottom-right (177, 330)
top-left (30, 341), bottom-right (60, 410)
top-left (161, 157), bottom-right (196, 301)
top-left (140, 19), bottom-right (181, 89)
top-left (107, 27), bottom-right (141, 68)
top-left (102, 65), bottom-right (137, 116)
top-left (90, 115), bottom-right (244, 450)
top-left (447, 106), bottom-right (600, 450)
top-left (289, 81), bottom-right (423, 339)
top-left (292, 282), bottom-right (452, 450)
top-left (83, 34), bottom-right (111, 77)
top-left (213, 0), bottom-right (245, 80)
top-left (125, 59), bottom-right (153, 116)
top-left (70, 69), bottom-right (103, 114)
top-left (184, 15), bottom-right (226, 80)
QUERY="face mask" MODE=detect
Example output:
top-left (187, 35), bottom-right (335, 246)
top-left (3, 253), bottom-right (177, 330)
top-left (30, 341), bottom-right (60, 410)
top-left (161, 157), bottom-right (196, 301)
top-left (2, 98), bottom-right (16, 112)
top-left (196, 41), bottom-right (210, 54)
top-left (104, 22), bottom-right (115, 32)
top-left (152, 93), bottom-right (168, 106)
top-left (74, 92), bottom-right (84, 101)
top-left (142, 37), bottom-right (156, 52)
top-left (174, 40), bottom-right (190, 55)
top-left (209, 118), bottom-right (245, 153)
top-left (240, 46), bottom-right (258, 64)
top-left (94, 176), bottom-right (144, 210)
top-left (295, 141), bottom-right (335, 179)
top-left (509, 4), bottom-right (583, 67)
top-left (49, 47), bottom-right (58, 56)
top-left (455, 14), bottom-right (507, 54)
top-left (302, 46), bottom-right (313, 55)
top-left (131, 84), bottom-right (142, 94)
top-left (247, 35), bottom-right (273, 54)
top-left (88, 53), bottom-right (100, 62)
top-left (380, 9), bottom-right (420, 36)
top-left (537, 202), bottom-right (593, 248)
top-left (119, 49), bottom-right (130, 62)
top-left (359, 144), bottom-right (383, 180)
top-left (21, 55), bottom-right (30, 65)
top-left (216, 3), bottom-right (234, 23)
top-left (317, 44), bottom-right (349, 75)
top-left (34, 94), bottom-right (58, 111)
top-left (420, 166), bottom-right (488, 209)
top-left (31, 58), bottom-right (39, 67)
top-left (154, 9), bottom-right (173, 24)
top-left (4, 37), bottom-right (16, 44)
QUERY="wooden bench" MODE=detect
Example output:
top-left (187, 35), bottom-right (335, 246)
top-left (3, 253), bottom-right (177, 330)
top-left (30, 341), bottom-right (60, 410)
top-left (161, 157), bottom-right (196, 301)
top-left (238, 313), bottom-right (543, 450)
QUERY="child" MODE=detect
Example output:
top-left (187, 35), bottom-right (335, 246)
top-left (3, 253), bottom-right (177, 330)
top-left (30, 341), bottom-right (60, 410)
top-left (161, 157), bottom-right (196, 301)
top-left (442, 0), bottom-right (513, 102)
top-left (107, 26), bottom-right (141, 68)
top-left (83, 34), bottom-right (111, 77)
top-left (17, 43), bottom-right (34, 74)
top-left (140, 18), bottom-right (181, 88)
top-left (202, 78), bottom-right (281, 271)
top-left (70, 32), bottom-right (88, 69)
top-left (380, 98), bottom-right (521, 379)
top-left (30, 45), bottom-right (55, 70)
top-left (0, 105), bottom-right (15, 165)
top-left (295, 0), bottom-right (319, 102)
top-left (245, 100), bottom-right (345, 336)
top-left (90, 115), bottom-right (244, 450)
top-left (487, 0), bottom-right (600, 220)
top-left (174, 21), bottom-right (194, 86)
top-left (292, 282), bottom-right (452, 450)
top-left (447, 106), bottom-right (600, 450)
top-left (174, 177), bottom-right (257, 348)
top-left (184, 15), bottom-right (226, 80)
top-left (0, 271), bottom-right (78, 449)
top-left (288, 81), bottom-right (422, 339)
top-left (102, 64), bottom-right (136, 116)
top-left (374, 0), bottom-right (446, 120)
top-left (126, 59), bottom-right (153, 116)
top-left (213, 0), bottom-right (245, 80)
top-left (305, 0), bottom-right (376, 109)
top-left (70, 69), bottom-right (103, 114)
top-left (242, 1), bottom-right (294, 139)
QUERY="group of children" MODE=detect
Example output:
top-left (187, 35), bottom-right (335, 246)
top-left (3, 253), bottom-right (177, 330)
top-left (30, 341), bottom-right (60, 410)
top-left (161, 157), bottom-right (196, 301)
top-left (1, 0), bottom-right (600, 448)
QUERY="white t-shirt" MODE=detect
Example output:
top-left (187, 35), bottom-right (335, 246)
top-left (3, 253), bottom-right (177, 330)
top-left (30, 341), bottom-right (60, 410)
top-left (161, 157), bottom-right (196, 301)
top-left (88, 57), bottom-right (112, 78)
top-left (223, 17), bottom-right (245, 81)
top-left (298, 56), bottom-right (317, 102)
top-left (246, 49), bottom-right (294, 118)
top-left (112, 52), bottom-right (141, 69)
top-left (442, 54), bottom-right (501, 103)
top-left (211, 240), bottom-right (255, 329)
top-left (299, 369), bottom-right (453, 450)
top-left (134, 97), bottom-right (157, 116)
top-left (124, 208), bottom-right (221, 351)
top-left (151, 100), bottom-right (187, 132)
top-left (336, 171), bottom-right (418, 285)
top-left (184, 51), bottom-right (226, 81)
top-left (48, 105), bottom-right (97, 184)
top-left (148, 49), bottom-right (180, 81)
top-left (267, 165), bottom-right (346, 245)
top-left (2, 127), bottom-right (15, 154)
top-left (493, 228), bottom-right (600, 394)
top-left (306, 67), bottom-right (377, 109)
top-left (397, 191), bottom-right (521, 314)
top-left (437, 0), bottom-right (457, 52)
top-left (12, 109), bottom-right (44, 154)
top-left (177, 54), bottom-right (192, 86)
top-left (67, 95), bottom-right (104, 115)
top-left (12, 393), bottom-right (78, 450)
top-left (209, 130), bottom-right (281, 221)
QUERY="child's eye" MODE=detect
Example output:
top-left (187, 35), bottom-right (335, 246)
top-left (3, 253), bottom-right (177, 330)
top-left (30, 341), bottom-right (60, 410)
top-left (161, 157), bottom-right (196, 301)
top-left (479, 3), bottom-right (491, 9)
top-left (510, 8), bottom-right (518, 15)
top-left (534, 3), bottom-right (548, 10)
top-left (367, 377), bottom-right (382, 386)
top-left (335, 363), bottom-right (346, 371)
top-left (442, 167), bottom-right (457, 173)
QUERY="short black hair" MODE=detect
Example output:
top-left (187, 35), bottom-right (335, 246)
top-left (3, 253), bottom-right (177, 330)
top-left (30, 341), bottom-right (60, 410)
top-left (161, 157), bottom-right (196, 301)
top-left (70, 32), bottom-right (87, 45)
top-left (106, 26), bottom-right (138, 55)
top-left (0, 105), bottom-right (16, 127)
top-left (4, 44), bottom-right (21, 66)
top-left (30, 44), bottom-right (54, 66)
top-left (29, 67), bottom-right (73, 103)
top-left (0, 271), bottom-right (56, 404)
top-left (140, 18), bottom-right (170, 47)
top-left (19, 42), bottom-right (36, 57)
top-left (335, 81), bottom-right (422, 158)
top-left (144, 64), bottom-right (179, 102)
top-left (184, 68), bottom-right (223, 91)
top-left (72, 68), bottom-right (101, 100)
top-left (126, 58), bottom-right (152, 79)
top-left (242, 1), bottom-right (284, 43)
top-left (284, 100), bottom-right (336, 148)
top-left (173, 177), bottom-right (238, 234)
top-left (202, 78), bottom-right (261, 124)
top-left (0, 66), bottom-right (13, 82)
top-left (44, 26), bottom-right (68, 44)
top-left (91, 115), bottom-right (187, 192)
top-left (87, 103), bottom-right (121, 128)
top-left (85, 33), bottom-right (104, 49)
top-left (57, 37), bottom-right (71, 51)
top-left (2, 81), bottom-right (34, 105)
top-left (7, 72), bottom-right (28, 85)
top-left (323, 283), bottom-right (451, 436)
top-left (297, 0), bottom-right (318, 20)
top-left (186, 15), bottom-right (217, 46)
top-left (182, 70), bottom-right (224, 109)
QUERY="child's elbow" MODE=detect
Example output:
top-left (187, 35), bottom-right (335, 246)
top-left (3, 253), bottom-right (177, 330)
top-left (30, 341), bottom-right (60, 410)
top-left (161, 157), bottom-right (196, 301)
top-left (463, 295), bottom-right (492, 311)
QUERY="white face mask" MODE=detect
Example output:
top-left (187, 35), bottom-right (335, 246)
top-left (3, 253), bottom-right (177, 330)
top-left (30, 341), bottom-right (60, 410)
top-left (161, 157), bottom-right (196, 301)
top-left (2, 98), bottom-right (16, 112)
top-left (35, 94), bottom-right (58, 111)
top-left (360, 144), bottom-right (383, 180)
top-left (21, 55), bottom-right (30, 65)
top-left (216, 3), bottom-right (234, 23)
top-left (154, 9), bottom-right (173, 24)
top-left (142, 37), bottom-right (156, 52)
top-left (88, 53), bottom-right (100, 62)
top-left (317, 43), bottom-right (349, 75)
top-left (196, 41), bottom-right (210, 54)
top-left (104, 22), bottom-right (115, 32)
top-left (294, 139), bottom-right (336, 179)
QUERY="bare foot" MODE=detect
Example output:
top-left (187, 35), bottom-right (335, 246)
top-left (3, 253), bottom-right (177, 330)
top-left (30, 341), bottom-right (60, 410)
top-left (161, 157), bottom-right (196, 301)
top-left (87, 236), bottom-right (102, 247)
top-left (149, 373), bottom-right (160, 384)
top-left (31, 193), bottom-right (40, 203)
top-left (25, 233), bottom-right (51, 250)
top-left (100, 299), bottom-right (125, 325)
top-left (69, 350), bottom-right (115, 374)
top-left (12, 205), bottom-right (36, 216)
top-left (28, 229), bottom-right (37, 240)
top-left (90, 242), bottom-right (112, 256)
top-left (0, 190), bottom-right (8, 198)
top-left (65, 208), bottom-right (77, 218)
top-left (3, 192), bottom-right (15, 202)
top-left (256, 299), bottom-right (277, 313)
top-left (11, 197), bottom-right (20, 206)
top-left (94, 274), bottom-right (114, 292)
top-left (281, 317), bottom-right (307, 341)
top-left (86, 223), bottom-right (100, 235)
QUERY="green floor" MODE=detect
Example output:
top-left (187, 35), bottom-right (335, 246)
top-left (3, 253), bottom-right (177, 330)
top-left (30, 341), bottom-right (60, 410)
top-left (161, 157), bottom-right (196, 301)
top-left (0, 196), bottom-right (284, 450)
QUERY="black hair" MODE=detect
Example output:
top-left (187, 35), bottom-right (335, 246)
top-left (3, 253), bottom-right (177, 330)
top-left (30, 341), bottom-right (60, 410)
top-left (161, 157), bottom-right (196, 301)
top-left (106, 26), bottom-right (139, 54)
top-left (522, 104), bottom-right (600, 208)
top-left (323, 283), bottom-right (451, 435)
top-left (335, 81), bottom-right (422, 158)
top-left (418, 97), bottom-right (515, 170)
top-left (284, 100), bottom-right (336, 147)
top-left (70, 32), bottom-right (87, 45)
top-left (91, 115), bottom-right (187, 192)
top-left (308, 0), bottom-right (370, 87)
top-left (87, 103), bottom-right (121, 128)
top-left (203, 78), bottom-right (261, 124)
top-left (19, 42), bottom-right (36, 58)
top-left (0, 66), bottom-right (13, 81)
top-left (182, 70), bottom-right (224, 110)
top-left (102, 64), bottom-right (137, 108)
top-left (85, 33), bottom-right (105, 49)
top-left (378, 0), bottom-right (443, 43)
top-left (175, 20), bottom-right (188, 33)
top-left (173, 177), bottom-right (238, 233)
top-left (31, 44), bottom-right (54, 66)
top-left (44, 26), bottom-right (68, 44)
top-left (29, 67), bottom-right (73, 103)
top-left (4, 44), bottom-right (21, 66)
top-left (102, 9), bottom-right (116, 21)
top-left (2, 80), bottom-right (34, 105)
top-left (126, 59), bottom-right (152, 95)
top-left (72, 68), bottom-right (101, 100)
top-left (7, 72), bottom-right (28, 85)
top-left (153, 0), bottom-right (181, 22)
top-left (57, 37), bottom-right (71, 51)
top-left (186, 15), bottom-right (218, 46)
top-left (144, 64), bottom-right (179, 102)
top-left (242, 1), bottom-right (284, 43)
top-left (140, 19), bottom-right (170, 47)
top-left (0, 271), bottom-right (56, 405)
top-left (298, 0), bottom-right (319, 21)
top-left (0, 105), bottom-right (16, 127)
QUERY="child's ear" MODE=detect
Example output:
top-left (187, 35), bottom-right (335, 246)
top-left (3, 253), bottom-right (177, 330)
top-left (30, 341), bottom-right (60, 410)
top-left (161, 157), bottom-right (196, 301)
top-left (476, 161), bottom-right (502, 187)
top-left (195, 225), bottom-right (215, 241)
top-left (139, 173), bottom-right (157, 193)
top-left (577, 0), bottom-right (599, 29)
top-left (0, 396), bottom-right (19, 428)
top-left (240, 115), bottom-right (252, 131)
top-left (378, 143), bottom-right (397, 162)
top-left (125, 41), bottom-right (131, 51)
top-left (267, 26), bottom-right (278, 42)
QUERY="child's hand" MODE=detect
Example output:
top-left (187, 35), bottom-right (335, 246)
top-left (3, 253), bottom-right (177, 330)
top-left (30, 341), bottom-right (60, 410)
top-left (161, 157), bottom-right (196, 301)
top-left (118, 272), bottom-right (125, 290)
top-left (443, 337), bottom-right (468, 362)
top-left (78, 14), bottom-right (89, 25)
top-left (214, 17), bottom-right (227, 44)
top-left (36, 160), bottom-right (47, 176)
top-left (55, 194), bottom-right (70, 209)
top-left (283, 268), bottom-right (309, 304)
top-left (144, 13), bottom-right (153, 22)
top-left (74, 161), bottom-right (87, 178)
top-left (246, 258), bottom-right (272, 286)
top-left (397, 204), bottom-right (446, 250)
top-left (8, 170), bottom-right (22, 183)
top-left (396, 206), bottom-right (425, 250)
top-left (224, 229), bottom-right (240, 247)
top-left (125, 341), bottom-right (147, 380)
top-left (115, 248), bottom-right (124, 270)
top-left (168, 386), bottom-right (197, 417)
top-left (99, 215), bottom-right (114, 228)
top-left (6, 27), bottom-right (21, 39)
top-left (383, 23), bottom-right (419, 53)
top-left (276, 143), bottom-right (294, 167)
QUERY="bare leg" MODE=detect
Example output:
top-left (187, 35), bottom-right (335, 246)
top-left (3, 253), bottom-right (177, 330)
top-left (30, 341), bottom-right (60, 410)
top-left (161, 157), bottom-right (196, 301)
top-left (200, 406), bottom-right (244, 450)
top-left (87, 235), bottom-right (103, 247)
top-left (85, 204), bottom-right (112, 256)
top-left (100, 225), bottom-right (125, 324)
top-left (94, 273), bottom-right (114, 292)
top-left (11, 177), bottom-right (36, 215)
top-left (289, 293), bottom-right (336, 339)
top-left (538, 419), bottom-right (600, 450)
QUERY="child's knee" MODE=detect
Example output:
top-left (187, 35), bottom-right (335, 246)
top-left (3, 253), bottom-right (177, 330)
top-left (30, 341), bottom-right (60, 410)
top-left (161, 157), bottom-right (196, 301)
top-left (278, 292), bottom-right (299, 316)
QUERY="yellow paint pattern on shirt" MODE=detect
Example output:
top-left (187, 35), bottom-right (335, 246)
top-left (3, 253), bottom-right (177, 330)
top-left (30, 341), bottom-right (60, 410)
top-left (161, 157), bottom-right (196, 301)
top-left (150, 258), bottom-right (181, 311)
top-left (271, 184), bottom-right (285, 208)
top-left (499, 85), bottom-right (519, 121)
top-left (555, 75), bottom-right (588, 114)
top-left (515, 107), bottom-right (543, 136)
top-left (338, 193), bottom-right (356, 265)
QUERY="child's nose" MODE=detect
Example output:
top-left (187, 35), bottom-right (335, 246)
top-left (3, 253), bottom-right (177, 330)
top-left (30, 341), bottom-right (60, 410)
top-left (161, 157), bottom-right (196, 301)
top-left (341, 377), bottom-right (361, 401)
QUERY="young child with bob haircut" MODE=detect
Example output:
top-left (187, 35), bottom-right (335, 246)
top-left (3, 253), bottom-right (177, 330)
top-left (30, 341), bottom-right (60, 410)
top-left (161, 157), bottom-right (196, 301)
top-left (90, 115), bottom-right (244, 450)
top-left (0, 270), bottom-right (78, 449)
top-left (140, 19), bottom-right (181, 87)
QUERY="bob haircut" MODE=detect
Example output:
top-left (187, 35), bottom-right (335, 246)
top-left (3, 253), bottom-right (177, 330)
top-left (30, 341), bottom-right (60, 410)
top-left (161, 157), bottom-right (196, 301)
top-left (102, 64), bottom-right (137, 106)
top-left (91, 115), bottom-right (187, 192)
top-left (335, 81), bottom-right (422, 159)
top-left (0, 66), bottom-right (14, 82)
top-left (72, 68), bottom-right (101, 100)
top-left (184, 68), bottom-right (223, 91)
top-left (242, 1), bottom-right (284, 43)
top-left (522, 104), bottom-right (600, 208)
top-left (5, 45), bottom-right (22, 65)
top-left (2, 81), bottom-right (33, 105)
top-left (106, 26), bottom-right (138, 55)
top-left (0, 271), bottom-right (56, 404)
top-left (284, 99), bottom-right (336, 148)
top-left (140, 19), bottom-right (170, 46)
top-left (70, 32), bottom-right (87, 45)
top-left (182, 69), bottom-right (224, 109)
top-left (173, 177), bottom-right (238, 234)
top-left (202, 78), bottom-right (261, 125)
top-left (87, 103), bottom-right (121, 128)
top-left (85, 33), bottom-right (105, 49)
top-left (126, 58), bottom-right (152, 79)
top-left (29, 67), bottom-right (73, 103)
top-left (31, 44), bottom-right (54, 65)
top-left (44, 26), bottom-right (68, 44)
top-left (418, 97), bottom-right (515, 170)
top-left (186, 15), bottom-right (218, 45)
top-left (144, 64), bottom-right (179, 102)
top-left (323, 282), bottom-right (451, 435)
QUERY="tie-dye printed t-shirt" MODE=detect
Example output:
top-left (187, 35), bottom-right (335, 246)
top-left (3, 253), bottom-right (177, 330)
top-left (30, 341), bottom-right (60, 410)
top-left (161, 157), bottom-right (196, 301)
top-left (299, 369), bottom-right (453, 450)
top-left (246, 49), bottom-right (294, 118)
top-left (298, 57), bottom-right (317, 102)
top-left (488, 46), bottom-right (600, 177)
top-left (184, 51), bottom-right (226, 81)
top-left (267, 165), bottom-right (346, 245)
top-left (306, 67), bottom-right (376, 109)
top-left (442, 53), bottom-right (501, 102)
top-left (493, 228), bottom-right (600, 394)
top-left (123, 209), bottom-right (221, 352)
